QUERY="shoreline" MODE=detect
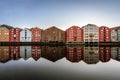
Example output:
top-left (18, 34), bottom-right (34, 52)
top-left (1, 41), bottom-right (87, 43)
top-left (0, 42), bottom-right (120, 46)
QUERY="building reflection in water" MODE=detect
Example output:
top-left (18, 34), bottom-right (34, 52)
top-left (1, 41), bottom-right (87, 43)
top-left (83, 46), bottom-right (99, 64)
top-left (0, 46), bottom-right (10, 63)
top-left (32, 46), bottom-right (41, 61)
top-left (41, 46), bottom-right (66, 62)
top-left (9, 46), bottom-right (20, 60)
top-left (99, 47), bottom-right (111, 62)
top-left (66, 46), bottom-right (84, 62)
top-left (0, 46), bottom-right (120, 64)
top-left (111, 47), bottom-right (120, 61)
top-left (20, 46), bottom-right (31, 60)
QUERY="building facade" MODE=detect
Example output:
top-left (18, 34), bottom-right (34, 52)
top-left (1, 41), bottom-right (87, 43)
top-left (9, 46), bottom-right (20, 60)
top-left (99, 47), bottom-right (111, 62)
top-left (31, 27), bottom-right (42, 42)
top-left (66, 26), bottom-right (83, 43)
top-left (111, 26), bottom-right (120, 42)
top-left (20, 28), bottom-right (32, 42)
top-left (42, 26), bottom-right (65, 42)
top-left (0, 26), bottom-right (10, 42)
top-left (9, 28), bottom-right (20, 42)
top-left (111, 30), bottom-right (117, 42)
top-left (99, 26), bottom-right (111, 42)
top-left (66, 47), bottom-right (83, 62)
top-left (32, 46), bottom-right (41, 61)
top-left (82, 24), bottom-right (99, 43)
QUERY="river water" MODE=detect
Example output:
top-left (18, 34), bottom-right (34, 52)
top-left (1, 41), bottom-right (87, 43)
top-left (0, 46), bottom-right (120, 80)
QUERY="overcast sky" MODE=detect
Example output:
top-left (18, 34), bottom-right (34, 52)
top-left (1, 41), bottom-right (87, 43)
top-left (0, 0), bottom-right (120, 30)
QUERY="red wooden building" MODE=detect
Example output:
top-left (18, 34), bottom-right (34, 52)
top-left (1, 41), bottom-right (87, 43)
top-left (31, 27), bottom-right (42, 42)
top-left (66, 26), bottom-right (83, 43)
top-left (32, 46), bottom-right (41, 61)
top-left (9, 46), bottom-right (20, 60)
top-left (99, 47), bottom-right (111, 62)
top-left (9, 28), bottom-right (20, 42)
top-left (99, 26), bottom-right (111, 42)
top-left (66, 47), bottom-right (84, 62)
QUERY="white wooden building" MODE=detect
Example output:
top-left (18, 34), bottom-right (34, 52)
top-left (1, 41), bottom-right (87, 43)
top-left (20, 28), bottom-right (32, 42)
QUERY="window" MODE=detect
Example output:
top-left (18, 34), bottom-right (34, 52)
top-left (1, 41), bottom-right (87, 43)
top-left (4, 37), bottom-right (6, 40)
top-left (94, 39), bottom-right (98, 42)
top-left (2, 28), bottom-right (4, 30)
top-left (85, 39), bottom-right (88, 42)
top-left (28, 37), bottom-right (30, 40)
top-left (14, 34), bottom-right (16, 37)
top-left (22, 37), bottom-right (24, 39)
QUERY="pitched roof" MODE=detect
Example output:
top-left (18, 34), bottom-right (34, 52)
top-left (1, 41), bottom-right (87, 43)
top-left (30, 27), bottom-right (41, 31)
top-left (82, 24), bottom-right (98, 28)
top-left (66, 25), bottom-right (81, 31)
top-left (44, 26), bottom-right (64, 32)
top-left (0, 24), bottom-right (13, 30)
top-left (111, 26), bottom-right (120, 30)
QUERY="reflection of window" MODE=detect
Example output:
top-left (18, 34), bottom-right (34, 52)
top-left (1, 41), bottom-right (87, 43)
top-left (53, 36), bottom-right (56, 40)
top-left (74, 37), bottom-right (76, 41)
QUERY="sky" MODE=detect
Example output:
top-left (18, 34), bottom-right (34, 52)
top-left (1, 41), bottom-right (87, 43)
top-left (0, 0), bottom-right (120, 30)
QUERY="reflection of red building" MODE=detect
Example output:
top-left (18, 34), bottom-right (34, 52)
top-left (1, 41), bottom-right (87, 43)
top-left (32, 46), bottom-right (41, 61)
top-left (9, 28), bottom-right (20, 42)
top-left (66, 26), bottom-right (83, 42)
top-left (66, 47), bottom-right (84, 62)
top-left (9, 46), bottom-right (20, 60)
top-left (99, 26), bottom-right (111, 42)
top-left (99, 47), bottom-right (111, 62)
top-left (31, 27), bottom-right (42, 42)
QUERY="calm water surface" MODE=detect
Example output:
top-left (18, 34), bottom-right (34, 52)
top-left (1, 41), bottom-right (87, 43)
top-left (0, 46), bottom-right (120, 80)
